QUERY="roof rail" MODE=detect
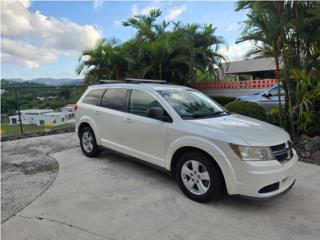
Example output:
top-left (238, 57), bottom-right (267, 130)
top-left (98, 80), bottom-right (125, 84)
top-left (97, 78), bottom-right (167, 85)
top-left (125, 78), bottom-right (167, 84)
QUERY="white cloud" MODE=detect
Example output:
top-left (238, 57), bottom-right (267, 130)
top-left (1, 0), bottom-right (102, 68)
top-left (93, 0), bottom-right (104, 10)
top-left (165, 5), bottom-right (187, 21)
top-left (1, 38), bottom-right (57, 68)
top-left (131, 2), bottom-right (160, 16)
top-left (218, 41), bottom-right (256, 61)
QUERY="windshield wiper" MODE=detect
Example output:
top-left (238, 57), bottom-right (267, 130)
top-left (182, 111), bottom-right (228, 119)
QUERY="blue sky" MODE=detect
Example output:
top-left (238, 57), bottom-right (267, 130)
top-left (1, 0), bottom-right (250, 80)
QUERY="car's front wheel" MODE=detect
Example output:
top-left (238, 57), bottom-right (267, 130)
top-left (176, 151), bottom-right (223, 202)
top-left (79, 126), bottom-right (101, 157)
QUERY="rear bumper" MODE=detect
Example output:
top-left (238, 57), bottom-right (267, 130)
top-left (229, 149), bottom-right (298, 199)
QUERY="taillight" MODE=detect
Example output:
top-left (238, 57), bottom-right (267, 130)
top-left (73, 104), bottom-right (79, 111)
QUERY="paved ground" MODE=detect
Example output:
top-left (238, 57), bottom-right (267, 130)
top-left (1, 133), bottom-right (78, 222)
top-left (2, 148), bottom-right (320, 240)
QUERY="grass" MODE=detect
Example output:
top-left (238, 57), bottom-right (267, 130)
top-left (1, 123), bottom-right (74, 136)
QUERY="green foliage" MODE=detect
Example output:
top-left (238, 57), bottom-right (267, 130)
top-left (236, 1), bottom-right (320, 136)
top-left (76, 9), bottom-right (226, 85)
top-left (290, 70), bottom-right (320, 135)
top-left (1, 80), bottom-right (86, 116)
top-left (211, 97), bottom-right (236, 106)
top-left (225, 100), bottom-right (267, 121)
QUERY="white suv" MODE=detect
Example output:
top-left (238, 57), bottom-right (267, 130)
top-left (75, 82), bottom-right (297, 202)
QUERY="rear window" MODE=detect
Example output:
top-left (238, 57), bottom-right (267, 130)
top-left (101, 88), bottom-right (127, 111)
top-left (82, 89), bottom-right (105, 105)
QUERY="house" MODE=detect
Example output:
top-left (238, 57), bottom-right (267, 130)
top-left (9, 106), bottom-right (75, 126)
top-left (192, 57), bottom-right (283, 97)
top-left (60, 104), bottom-right (75, 121)
top-left (219, 57), bottom-right (284, 80)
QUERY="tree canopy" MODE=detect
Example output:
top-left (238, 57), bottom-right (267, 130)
top-left (76, 9), bottom-right (225, 85)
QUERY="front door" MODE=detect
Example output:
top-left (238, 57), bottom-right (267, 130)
top-left (122, 89), bottom-right (168, 166)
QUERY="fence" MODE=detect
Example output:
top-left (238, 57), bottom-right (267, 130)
top-left (1, 85), bottom-right (87, 138)
top-left (192, 79), bottom-right (277, 90)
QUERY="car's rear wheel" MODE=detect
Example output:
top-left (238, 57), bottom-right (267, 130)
top-left (176, 151), bottom-right (223, 202)
top-left (79, 126), bottom-right (100, 157)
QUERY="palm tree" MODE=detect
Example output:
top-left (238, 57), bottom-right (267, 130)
top-left (236, 3), bottom-right (285, 125)
top-left (122, 9), bottom-right (161, 41)
top-left (76, 39), bottom-right (127, 84)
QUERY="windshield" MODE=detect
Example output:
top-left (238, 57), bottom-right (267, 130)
top-left (158, 89), bottom-right (229, 119)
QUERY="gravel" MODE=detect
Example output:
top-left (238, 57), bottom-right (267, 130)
top-left (1, 132), bottom-right (79, 222)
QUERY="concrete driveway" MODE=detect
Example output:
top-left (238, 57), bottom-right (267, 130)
top-left (3, 148), bottom-right (320, 240)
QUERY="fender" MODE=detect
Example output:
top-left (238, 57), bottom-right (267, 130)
top-left (166, 136), bottom-right (238, 194)
top-left (78, 116), bottom-right (102, 145)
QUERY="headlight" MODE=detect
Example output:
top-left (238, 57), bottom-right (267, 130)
top-left (230, 144), bottom-right (274, 161)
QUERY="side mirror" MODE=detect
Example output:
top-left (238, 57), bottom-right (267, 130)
top-left (147, 107), bottom-right (171, 122)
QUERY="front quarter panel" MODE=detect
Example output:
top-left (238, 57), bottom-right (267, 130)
top-left (166, 134), bottom-right (238, 194)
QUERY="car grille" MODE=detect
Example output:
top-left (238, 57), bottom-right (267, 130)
top-left (271, 141), bottom-right (293, 163)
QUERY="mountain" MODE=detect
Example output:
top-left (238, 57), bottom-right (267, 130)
top-left (1, 78), bottom-right (84, 86)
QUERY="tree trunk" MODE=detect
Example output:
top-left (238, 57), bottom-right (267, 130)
top-left (275, 57), bottom-right (283, 127)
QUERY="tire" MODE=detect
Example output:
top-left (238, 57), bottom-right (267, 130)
top-left (176, 151), bottom-right (223, 202)
top-left (79, 126), bottom-right (101, 157)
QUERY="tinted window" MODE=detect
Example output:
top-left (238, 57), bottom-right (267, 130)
top-left (101, 88), bottom-right (127, 111)
top-left (83, 89), bottom-right (105, 105)
top-left (128, 90), bottom-right (162, 116)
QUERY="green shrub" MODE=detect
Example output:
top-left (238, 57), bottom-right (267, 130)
top-left (211, 97), bottom-right (236, 106)
top-left (225, 100), bottom-right (267, 121)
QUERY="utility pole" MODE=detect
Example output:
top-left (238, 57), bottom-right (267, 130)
top-left (14, 87), bottom-right (24, 134)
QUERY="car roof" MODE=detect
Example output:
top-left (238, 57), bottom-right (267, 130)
top-left (87, 83), bottom-right (191, 91)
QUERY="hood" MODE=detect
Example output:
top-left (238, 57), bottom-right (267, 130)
top-left (190, 114), bottom-right (290, 146)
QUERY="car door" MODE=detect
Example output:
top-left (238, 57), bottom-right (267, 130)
top-left (122, 89), bottom-right (169, 166)
top-left (97, 87), bottom-right (128, 151)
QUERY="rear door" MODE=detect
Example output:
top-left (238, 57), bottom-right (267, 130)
top-left (96, 88), bottom-right (128, 150)
top-left (122, 89), bottom-right (169, 166)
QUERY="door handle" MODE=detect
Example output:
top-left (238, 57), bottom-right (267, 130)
top-left (93, 110), bottom-right (100, 115)
top-left (124, 118), bottom-right (133, 123)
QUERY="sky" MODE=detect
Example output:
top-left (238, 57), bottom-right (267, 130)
top-left (1, 0), bottom-right (252, 80)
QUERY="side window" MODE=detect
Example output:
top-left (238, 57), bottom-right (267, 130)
top-left (128, 90), bottom-right (163, 117)
top-left (269, 86), bottom-right (284, 96)
top-left (82, 89), bottom-right (105, 106)
top-left (101, 88), bottom-right (127, 111)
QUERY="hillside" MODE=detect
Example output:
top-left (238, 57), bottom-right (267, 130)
top-left (1, 78), bottom-right (84, 87)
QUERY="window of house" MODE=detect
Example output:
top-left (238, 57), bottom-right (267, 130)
top-left (39, 120), bottom-right (45, 126)
top-left (12, 118), bottom-right (17, 124)
top-left (82, 89), bottom-right (105, 106)
top-left (128, 90), bottom-right (163, 117)
top-left (101, 88), bottom-right (127, 111)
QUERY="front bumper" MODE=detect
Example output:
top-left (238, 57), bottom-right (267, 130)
top-left (229, 149), bottom-right (298, 199)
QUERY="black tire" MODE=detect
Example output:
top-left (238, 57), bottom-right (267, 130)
top-left (79, 126), bottom-right (101, 157)
top-left (176, 151), bottom-right (223, 202)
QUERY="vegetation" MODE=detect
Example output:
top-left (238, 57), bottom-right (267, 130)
top-left (1, 80), bottom-right (85, 117)
top-left (225, 101), bottom-right (267, 121)
top-left (76, 9), bottom-right (225, 85)
top-left (236, 1), bottom-right (320, 136)
top-left (1, 123), bottom-right (74, 136)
